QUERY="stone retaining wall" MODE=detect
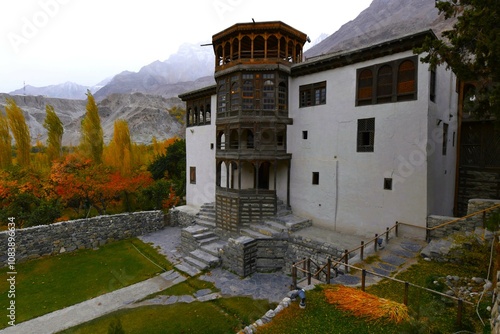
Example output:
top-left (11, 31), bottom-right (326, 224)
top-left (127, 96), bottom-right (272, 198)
top-left (1, 211), bottom-right (164, 265)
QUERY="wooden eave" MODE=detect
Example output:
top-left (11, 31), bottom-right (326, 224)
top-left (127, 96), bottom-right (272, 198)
top-left (178, 84), bottom-right (216, 101)
top-left (212, 21), bottom-right (307, 44)
top-left (291, 29), bottom-right (437, 77)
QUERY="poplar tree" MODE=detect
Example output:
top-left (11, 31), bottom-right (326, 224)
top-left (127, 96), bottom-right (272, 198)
top-left (80, 91), bottom-right (103, 164)
top-left (43, 104), bottom-right (64, 162)
top-left (5, 98), bottom-right (31, 167)
top-left (0, 111), bottom-right (12, 169)
top-left (110, 119), bottom-right (132, 175)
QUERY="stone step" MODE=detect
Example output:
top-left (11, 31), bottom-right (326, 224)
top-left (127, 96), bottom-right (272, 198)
top-left (183, 224), bottom-right (209, 235)
top-left (201, 241), bottom-right (228, 257)
top-left (247, 224), bottom-right (283, 237)
top-left (190, 249), bottom-right (220, 267)
top-left (200, 202), bottom-right (215, 210)
top-left (199, 236), bottom-right (220, 246)
top-left (196, 219), bottom-right (216, 229)
top-left (193, 231), bottom-right (217, 241)
top-left (275, 214), bottom-right (312, 231)
top-left (175, 262), bottom-right (201, 277)
top-left (197, 212), bottom-right (216, 221)
top-left (261, 219), bottom-right (289, 232)
top-left (184, 256), bottom-right (209, 271)
top-left (240, 228), bottom-right (271, 239)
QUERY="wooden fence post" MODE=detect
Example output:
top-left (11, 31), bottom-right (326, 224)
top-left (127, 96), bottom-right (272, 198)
top-left (327, 258), bottom-right (331, 284)
top-left (395, 221), bottom-right (399, 237)
top-left (292, 262), bottom-right (297, 288)
top-left (307, 258), bottom-right (311, 285)
top-left (361, 269), bottom-right (366, 291)
top-left (403, 281), bottom-right (409, 306)
top-left (385, 227), bottom-right (389, 243)
top-left (360, 241), bottom-right (364, 261)
top-left (374, 234), bottom-right (379, 251)
top-left (457, 299), bottom-right (463, 327)
top-left (344, 249), bottom-right (349, 273)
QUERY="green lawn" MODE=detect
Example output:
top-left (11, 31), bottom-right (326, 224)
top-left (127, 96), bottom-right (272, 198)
top-left (0, 238), bottom-right (173, 328)
top-left (58, 297), bottom-right (273, 334)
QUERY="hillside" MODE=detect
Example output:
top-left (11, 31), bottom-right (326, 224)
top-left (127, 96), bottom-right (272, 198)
top-left (0, 92), bottom-right (184, 146)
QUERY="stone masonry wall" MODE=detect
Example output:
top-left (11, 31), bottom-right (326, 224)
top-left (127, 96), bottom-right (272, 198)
top-left (0, 211), bottom-right (164, 266)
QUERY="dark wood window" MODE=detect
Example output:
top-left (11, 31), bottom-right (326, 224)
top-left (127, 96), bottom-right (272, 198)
top-left (430, 68), bottom-right (436, 102)
top-left (302, 131), bottom-right (308, 140)
top-left (312, 172), bottom-right (319, 185)
top-left (357, 69), bottom-right (373, 106)
top-left (384, 178), bottom-right (392, 190)
top-left (262, 73), bottom-right (275, 110)
top-left (442, 123), bottom-right (448, 156)
top-left (230, 75), bottom-right (240, 111)
top-left (397, 60), bottom-right (416, 101)
top-left (357, 118), bottom-right (375, 152)
top-left (190, 167), bottom-right (196, 184)
top-left (356, 56), bottom-right (418, 106)
top-left (299, 81), bottom-right (326, 107)
top-left (217, 79), bottom-right (227, 114)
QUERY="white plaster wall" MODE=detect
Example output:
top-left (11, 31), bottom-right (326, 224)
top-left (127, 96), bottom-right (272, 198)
top-left (426, 65), bottom-right (458, 216)
top-left (185, 95), bottom-right (217, 207)
top-left (288, 51), bottom-right (431, 237)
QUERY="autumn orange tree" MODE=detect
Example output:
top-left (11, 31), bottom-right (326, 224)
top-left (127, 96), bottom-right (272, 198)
top-left (5, 98), bottom-right (31, 167)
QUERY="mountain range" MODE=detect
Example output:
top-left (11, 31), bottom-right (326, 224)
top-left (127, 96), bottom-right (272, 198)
top-left (2, 0), bottom-right (455, 146)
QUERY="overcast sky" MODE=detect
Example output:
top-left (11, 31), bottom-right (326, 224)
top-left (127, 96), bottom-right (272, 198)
top-left (0, 0), bottom-right (372, 93)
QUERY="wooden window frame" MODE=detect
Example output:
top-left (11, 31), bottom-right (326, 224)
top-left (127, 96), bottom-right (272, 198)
top-left (190, 166), bottom-right (196, 184)
top-left (357, 118), bottom-right (375, 152)
top-left (299, 81), bottom-right (327, 108)
top-left (356, 56), bottom-right (418, 106)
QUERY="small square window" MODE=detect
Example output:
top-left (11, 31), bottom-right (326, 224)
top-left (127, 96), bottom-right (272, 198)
top-left (210, 143), bottom-right (214, 150)
top-left (312, 172), bottom-right (319, 185)
top-left (384, 178), bottom-right (392, 190)
top-left (302, 131), bottom-right (308, 140)
top-left (190, 166), bottom-right (196, 184)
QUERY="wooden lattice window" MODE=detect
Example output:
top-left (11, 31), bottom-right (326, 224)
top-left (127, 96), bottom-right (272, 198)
top-left (357, 118), bottom-right (375, 152)
top-left (397, 60), bottom-right (416, 101)
top-left (377, 65), bottom-right (393, 103)
top-left (190, 167), bottom-right (196, 184)
top-left (299, 81), bottom-right (326, 107)
top-left (357, 69), bottom-right (373, 105)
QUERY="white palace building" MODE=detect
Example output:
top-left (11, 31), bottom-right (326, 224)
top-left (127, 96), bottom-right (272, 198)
top-left (179, 21), bottom-right (458, 238)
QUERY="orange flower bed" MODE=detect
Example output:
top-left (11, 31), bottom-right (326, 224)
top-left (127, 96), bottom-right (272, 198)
top-left (324, 286), bottom-right (409, 324)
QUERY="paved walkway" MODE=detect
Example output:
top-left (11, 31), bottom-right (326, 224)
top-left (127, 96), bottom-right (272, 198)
top-left (1, 227), bottom-right (293, 333)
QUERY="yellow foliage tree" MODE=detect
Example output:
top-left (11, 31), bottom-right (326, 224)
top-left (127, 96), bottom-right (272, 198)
top-left (5, 98), bottom-right (31, 167)
top-left (107, 119), bottom-right (132, 175)
top-left (80, 91), bottom-right (103, 164)
top-left (0, 111), bottom-right (12, 169)
top-left (43, 104), bottom-right (64, 162)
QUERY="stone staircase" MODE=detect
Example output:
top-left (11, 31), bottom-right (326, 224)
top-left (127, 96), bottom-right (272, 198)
top-left (296, 237), bottom-right (428, 288)
top-left (177, 203), bottom-right (227, 276)
top-left (240, 199), bottom-right (312, 239)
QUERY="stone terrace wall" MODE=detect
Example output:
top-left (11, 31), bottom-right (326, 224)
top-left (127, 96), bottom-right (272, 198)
top-left (1, 211), bottom-right (164, 265)
top-left (427, 199), bottom-right (500, 240)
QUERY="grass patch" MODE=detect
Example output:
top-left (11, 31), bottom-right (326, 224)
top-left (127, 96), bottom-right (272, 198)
top-left (58, 297), bottom-right (273, 334)
top-left (0, 238), bottom-right (172, 328)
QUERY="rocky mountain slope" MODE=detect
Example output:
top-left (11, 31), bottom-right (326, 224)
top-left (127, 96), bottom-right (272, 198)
top-left (93, 43), bottom-right (215, 100)
top-left (0, 92), bottom-right (184, 146)
top-left (8, 79), bottom-right (111, 100)
top-left (305, 0), bottom-right (454, 59)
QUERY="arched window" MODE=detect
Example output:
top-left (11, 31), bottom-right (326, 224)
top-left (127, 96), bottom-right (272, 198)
top-left (217, 79), bottom-right (227, 114)
top-left (357, 69), bottom-right (373, 105)
top-left (217, 131), bottom-right (226, 150)
top-left (267, 35), bottom-right (278, 58)
top-left (232, 38), bottom-right (239, 60)
top-left (397, 60), bottom-right (416, 101)
top-left (231, 76), bottom-right (240, 111)
top-left (262, 74), bottom-right (275, 110)
top-left (216, 45), bottom-right (223, 66)
top-left (229, 129), bottom-right (239, 149)
top-left (278, 82), bottom-right (287, 112)
top-left (254, 36), bottom-right (265, 58)
top-left (279, 37), bottom-right (287, 59)
top-left (242, 74), bottom-right (254, 111)
top-left (205, 104), bottom-right (211, 123)
top-left (224, 42), bottom-right (231, 64)
top-left (377, 65), bottom-right (393, 103)
top-left (242, 129), bottom-right (254, 149)
top-left (186, 107), bottom-right (192, 127)
top-left (241, 36), bottom-right (252, 59)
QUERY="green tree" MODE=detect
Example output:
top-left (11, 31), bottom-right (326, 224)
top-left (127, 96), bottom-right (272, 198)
top-left (147, 138), bottom-right (186, 196)
top-left (43, 104), bottom-right (64, 162)
top-left (5, 98), bottom-right (31, 167)
top-left (80, 91), bottom-right (103, 163)
top-left (416, 0), bottom-right (500, 121)
top-left (0, 111), bottom-right (12, 169)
